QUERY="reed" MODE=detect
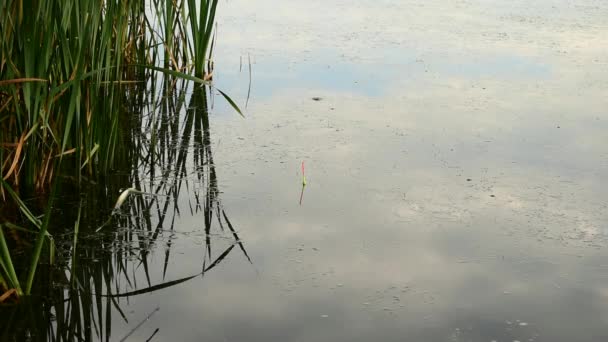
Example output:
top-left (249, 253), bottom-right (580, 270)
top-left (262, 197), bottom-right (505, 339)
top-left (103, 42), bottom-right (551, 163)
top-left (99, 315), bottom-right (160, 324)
top-left (0, 0), bottom-right (241, 299)
top-left (186, 0), bottom-right (219, 78)
top-left (0, 0), bottom-right (226, 192)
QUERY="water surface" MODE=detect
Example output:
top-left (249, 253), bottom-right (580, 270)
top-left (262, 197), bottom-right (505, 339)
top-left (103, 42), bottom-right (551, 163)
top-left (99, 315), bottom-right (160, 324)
top-left (3, 0), bottom-right (608, 341)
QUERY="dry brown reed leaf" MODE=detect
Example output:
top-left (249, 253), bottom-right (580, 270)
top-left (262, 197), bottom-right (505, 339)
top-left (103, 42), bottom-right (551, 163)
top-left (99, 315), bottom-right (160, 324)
top-left (3, 133), bottom-right (25, 180)
top-left (0, 78), bottom-right (48, 86)
top-left (0, 288), bottom-right (17, 303)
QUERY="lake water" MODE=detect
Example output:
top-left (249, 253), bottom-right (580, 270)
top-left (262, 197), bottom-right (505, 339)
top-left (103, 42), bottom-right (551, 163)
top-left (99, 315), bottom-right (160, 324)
top-left (3, 0), bottom-right (608, 341)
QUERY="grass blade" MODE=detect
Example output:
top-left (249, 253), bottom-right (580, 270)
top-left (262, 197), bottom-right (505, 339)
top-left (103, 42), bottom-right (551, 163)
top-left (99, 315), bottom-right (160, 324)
top-left (215, 88), bottom-right (244, 117)
top-left (0, 225), bottom-right (22, 295)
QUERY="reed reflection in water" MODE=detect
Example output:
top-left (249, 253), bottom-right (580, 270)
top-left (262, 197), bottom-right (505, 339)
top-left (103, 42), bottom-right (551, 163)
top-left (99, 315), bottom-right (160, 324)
top-left (0, 79), bottom-right (251, 342)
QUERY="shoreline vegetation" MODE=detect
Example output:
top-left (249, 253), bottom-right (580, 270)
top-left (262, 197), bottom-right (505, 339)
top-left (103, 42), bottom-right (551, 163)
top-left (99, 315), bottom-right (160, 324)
top-left (0, 0), bottom-right (241, 301)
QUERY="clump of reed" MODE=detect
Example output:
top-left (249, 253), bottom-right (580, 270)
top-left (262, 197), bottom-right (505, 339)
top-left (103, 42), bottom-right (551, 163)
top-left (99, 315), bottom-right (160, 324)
top-left (0, 0), bottom-right (239, 298)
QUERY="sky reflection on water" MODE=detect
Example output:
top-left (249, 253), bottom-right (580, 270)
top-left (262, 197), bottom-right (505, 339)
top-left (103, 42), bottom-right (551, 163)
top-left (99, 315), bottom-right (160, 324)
top-left (5, 0), bottom-right (608, 341)
top-left (196, 1), bottom-right (607, 341)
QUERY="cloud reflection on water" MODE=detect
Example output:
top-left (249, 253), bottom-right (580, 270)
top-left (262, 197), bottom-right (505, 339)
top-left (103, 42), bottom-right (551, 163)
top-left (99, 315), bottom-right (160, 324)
top-left (86, 0), bottom-right (608, 341)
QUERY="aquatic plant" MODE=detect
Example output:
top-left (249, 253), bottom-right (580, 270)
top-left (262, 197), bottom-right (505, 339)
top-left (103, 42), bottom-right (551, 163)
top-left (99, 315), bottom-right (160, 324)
top-left (0, 0), bottom-right (242, 299)
top-left (0, 0), bottom-right (232, 193)
top-left (186, 0), bottom-right (220, 78)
